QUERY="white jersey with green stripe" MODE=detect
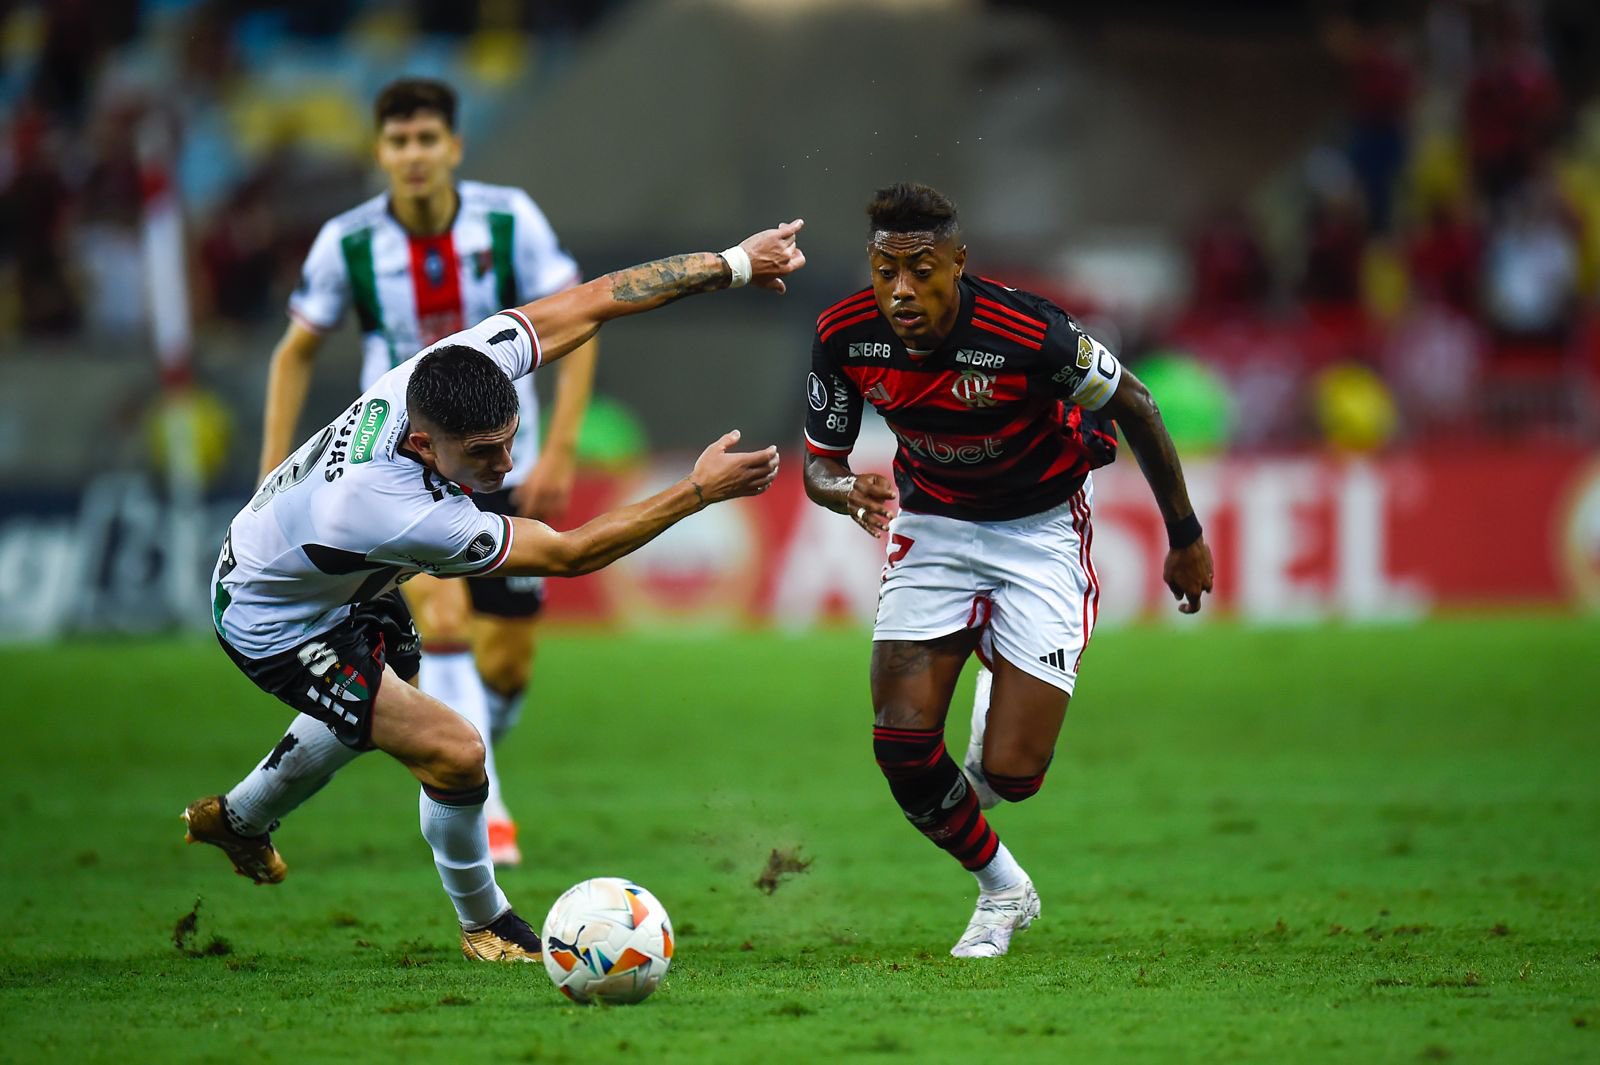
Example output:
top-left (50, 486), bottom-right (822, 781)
top-left (288, 181), bottom-right (579, 487)
top-left (214, 311), bottom-right (542, 659)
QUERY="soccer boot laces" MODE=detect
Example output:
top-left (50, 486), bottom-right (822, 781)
top-left (181, 795), bottom-right (287, 885)
top-left (950, 879), bottom-right (1041, 958)
top-left (461, 909), bottom-right (543, 962)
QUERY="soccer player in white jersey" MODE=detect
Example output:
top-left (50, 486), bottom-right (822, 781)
top-left (258, 79), bottom-right (595, 866)
top-left (185, 221), bottom-right (806, 961)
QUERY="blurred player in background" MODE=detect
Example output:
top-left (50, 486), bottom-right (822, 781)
top-left (257, 78), bottom-right (594, 865)
top-left (803, 184), bottom-right (1212, 958)
top-left (189, 221), bottom-right (804, 961)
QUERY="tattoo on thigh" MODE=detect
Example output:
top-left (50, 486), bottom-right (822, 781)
top-left (872, 641), bottom-right (932, 680)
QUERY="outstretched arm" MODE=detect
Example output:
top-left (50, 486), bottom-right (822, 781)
top-left (1101, 368), bottom-right (1214, 613)
top-left (518, 220), bottom-right (806, 364)
top-left (498, 430), bottom-right (780, 577)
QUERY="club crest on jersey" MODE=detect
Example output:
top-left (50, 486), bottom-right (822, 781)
top-left (951, 369), bottom-right (997, 408)
top-left (473, 249), bottom-right (494, 279)
top-left (807, 372), bottom-right (829, 411)
top-left (423, 247), bottom-right (447, 286)
top-left (1076, 334), bottom-right (1094, 369)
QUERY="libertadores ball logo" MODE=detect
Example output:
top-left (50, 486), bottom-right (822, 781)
top-left (1560, 459), bottom-right (1600, 609)
top-left (807, 373), bottom-right (828, 412)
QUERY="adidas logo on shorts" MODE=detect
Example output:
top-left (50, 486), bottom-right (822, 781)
top-left (1038, 648), bottom-right (1069, 671)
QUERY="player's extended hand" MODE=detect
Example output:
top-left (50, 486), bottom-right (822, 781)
top-left (1164, 537), bottom-right (1214, 614)
top-left (689, 430), bottom-right (780, 505)
top-left (512, 449), bottom-right (576, 521)
top-left (740, 219), bottom-right (807, 294)
top-left (848, 473), bottom-right (898, 539)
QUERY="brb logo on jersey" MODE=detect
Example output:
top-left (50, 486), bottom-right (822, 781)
top-left (951, 369), bottom-right (997, 408)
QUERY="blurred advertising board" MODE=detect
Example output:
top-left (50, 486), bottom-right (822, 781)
top-left (545, 445), bottom-right (1600, 626)
top-left (1, 448), bottom-right (1598, 641)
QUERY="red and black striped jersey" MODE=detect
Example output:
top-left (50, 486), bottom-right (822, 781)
top-left (805, 275), bottom-right (1123, 521)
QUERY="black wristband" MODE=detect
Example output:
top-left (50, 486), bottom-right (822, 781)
top-left (1166, 513), bottom-right (1203, 550)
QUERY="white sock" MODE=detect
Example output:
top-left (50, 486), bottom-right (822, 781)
top-left (968, 666), bottom-right (993, 760)
top-left (974, 842), bottom-right (1027, 895)
top-left (421, 651), bottom-right (512, 823)
top-left (224, 714), bottom-right (362, 836)
top-left (419, 788), bottom-right (510, 928)
top-left (484, 684), bottom-right (524, 747)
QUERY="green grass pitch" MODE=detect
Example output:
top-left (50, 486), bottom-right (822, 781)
top-left (2, 616), bottom-right (1597, 1063)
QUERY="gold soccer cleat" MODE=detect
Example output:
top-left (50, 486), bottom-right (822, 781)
top-left (461, 910), bottom-right (543, 962)
top-left (181, 795), bottom-right (287, 885)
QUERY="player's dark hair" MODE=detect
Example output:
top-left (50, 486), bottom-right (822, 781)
top-left (868, 183), bottom-right (961, 243)
top-left (375, 78), bottom-right (457, 130)
top-left (406, 346), bottom-right (518, 438)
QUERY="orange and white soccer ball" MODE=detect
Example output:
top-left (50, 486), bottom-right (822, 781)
top-left (541, 878), bottom-right (674, 1004)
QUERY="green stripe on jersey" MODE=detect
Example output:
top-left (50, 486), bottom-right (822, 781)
top-left (339, 228), bottom-right (397, 365)
top-left (211, 580), bottom-right (231, 632)
top-left (488, 211), bottom-right (518, 309)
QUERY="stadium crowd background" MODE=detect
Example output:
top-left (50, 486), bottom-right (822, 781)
top-left (2, 0), bottom-right (1599, 636)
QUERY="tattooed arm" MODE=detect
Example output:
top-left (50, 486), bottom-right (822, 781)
top-left (516, 220), bottom-right (806, 364)
top-left (1101, 367), bottom-right (1215, 613)
top-left (804, 453), bottom-right (898, 539)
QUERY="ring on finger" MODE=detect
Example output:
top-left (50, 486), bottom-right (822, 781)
top-left (855, 506), bottom-right (866, 521)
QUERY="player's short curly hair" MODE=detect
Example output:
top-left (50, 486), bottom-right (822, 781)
top-left (406, 346), bottom-right (518, 438)
top-left (375, 78), bottom-right (457, 130)
top-left (867, 183), bottom-right (961, 242)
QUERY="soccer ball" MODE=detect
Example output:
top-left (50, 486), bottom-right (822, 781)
top-left (541, 878), bottom-right (673, 1004)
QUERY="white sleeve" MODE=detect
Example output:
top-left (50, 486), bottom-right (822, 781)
top-left (410, 311), bottom-right (541, 382)
top-left (371, 500), bottom-right (514, 576)
top-left (513, 191), bottom-right (581, 300)
top-left (287, 220), bottom-right (350, 333)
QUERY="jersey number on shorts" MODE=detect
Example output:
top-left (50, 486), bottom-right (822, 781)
top-left (881, 533), bottom-right (915, 582)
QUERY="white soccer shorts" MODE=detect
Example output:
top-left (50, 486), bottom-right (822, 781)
top-left (873, 478), bottom-right (1101, 694)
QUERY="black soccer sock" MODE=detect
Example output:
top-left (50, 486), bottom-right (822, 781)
top-left (873, 725), bottom-right (1000, 871)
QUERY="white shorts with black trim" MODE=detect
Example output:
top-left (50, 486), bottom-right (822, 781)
top-left (872, 477), bottom-right (1101, 695)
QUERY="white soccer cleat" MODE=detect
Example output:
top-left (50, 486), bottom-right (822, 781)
top-left (963, 668), bottom-right (1001, 811)
top-left (950, 879), bottom-right (1040, 958)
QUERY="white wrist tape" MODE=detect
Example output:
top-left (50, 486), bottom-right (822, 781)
top-left (719, 245), bottom-right (752, 288)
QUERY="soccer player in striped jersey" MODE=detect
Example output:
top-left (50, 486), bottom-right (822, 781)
top-left (257, 79), bottom-right (594, 866)
top-left (802, 183), bottom-right (1213, 958)
top-left (187, 221), bottom-right (804, 961)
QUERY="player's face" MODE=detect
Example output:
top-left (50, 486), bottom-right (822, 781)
top-left (868, 232), bottom-right (966, 347)
top-left (375, 112), bottom-right (462, 201)
top-left (414, 418), bottom-right (518, 493)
